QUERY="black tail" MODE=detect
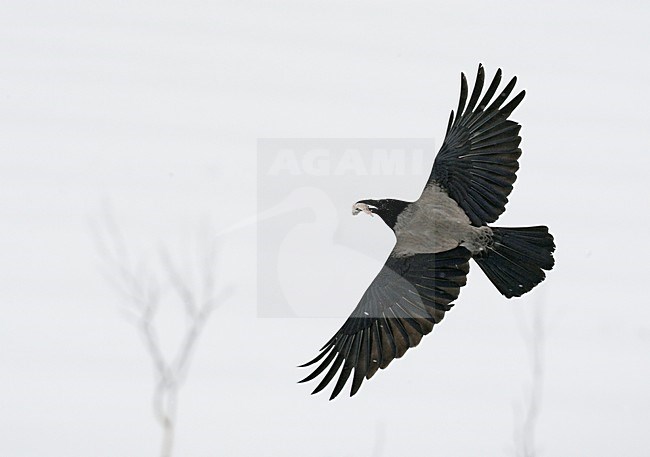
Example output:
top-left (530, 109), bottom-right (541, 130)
top-left (474, 226), bottom-right (555, 298)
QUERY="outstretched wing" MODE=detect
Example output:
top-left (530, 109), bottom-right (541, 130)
top-left (426, 64), bottom-right (525, 226)
top-left (299, 246), bottom-right (471, 400)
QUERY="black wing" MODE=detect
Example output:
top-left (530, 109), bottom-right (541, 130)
top-left (427, 64), bottom-right (525, 226)
top-left (299, 246), bottom-right (471, 400)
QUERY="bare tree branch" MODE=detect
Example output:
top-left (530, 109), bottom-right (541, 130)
top-left (513, 291), bottom-right (548, 457)
top-left (159, 246), bottom-right (198, 317)
top-left (91, 204), bottom-right (228, 457)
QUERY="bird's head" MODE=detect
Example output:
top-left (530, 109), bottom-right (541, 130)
top-left (352, 199), bottom-right (410, 230)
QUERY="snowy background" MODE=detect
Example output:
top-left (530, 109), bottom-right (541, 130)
top-left (2, 1), bottom-right (650, 456)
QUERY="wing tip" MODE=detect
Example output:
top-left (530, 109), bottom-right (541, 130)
top-left (311, 382), bottom-right (327, 396)
top-left (349, 382), bottom-right (363, 398)
top-left (298, 345), bottom-right (332, 367)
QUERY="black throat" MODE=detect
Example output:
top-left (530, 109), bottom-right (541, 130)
top-left (362, 199), bottom-right (410, 230)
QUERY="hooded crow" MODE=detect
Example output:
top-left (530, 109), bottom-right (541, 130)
top-left (299, 64), bottom-right (555, 400)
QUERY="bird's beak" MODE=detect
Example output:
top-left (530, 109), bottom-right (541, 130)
top-left (352, 202), bottom-right (374, 216)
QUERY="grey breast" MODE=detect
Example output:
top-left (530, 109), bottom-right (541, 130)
top-left (392, 184), bottom-right (489, 257)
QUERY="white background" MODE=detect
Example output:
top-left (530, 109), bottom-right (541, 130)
top-left (2, 1), bottom-right (649, 456)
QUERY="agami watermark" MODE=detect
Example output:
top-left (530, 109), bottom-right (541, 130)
top-left (257, 138), bottom-right (436, 317)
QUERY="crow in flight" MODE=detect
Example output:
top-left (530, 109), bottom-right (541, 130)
top-left (299, 64), bottom-right (555, 400)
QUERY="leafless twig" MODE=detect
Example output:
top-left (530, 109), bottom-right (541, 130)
top-left (513, 292), bottom-right (547, 457)
top-left (91, 205), bottom-right (227, 457)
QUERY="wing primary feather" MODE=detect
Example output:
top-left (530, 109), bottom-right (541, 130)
top-left (468, 83), bottom-right (522, 132)
top-left (319, 334), bottom-right (338, 351)
top-left (453, 73), bottom-right (468, 127)
top-left (298, 346), bottom-right (337, 383)
top-left (350, 327), bottom-right (371, 396)
top-left (446, 110), bottom-right (455, 135)
top-left (485, 76), bottom-right (517, 114)
top-left (329, 334), bottom-right (359, 400)
top-left (379, 315), bottom-right (396, 369)
top-left (477, 68), bottom-right (502, 111)
top-left (470, 121), bottom-right (520, 142)
top-left (497, 90), bottom-right (526, 118)
top-left (465, 63), bottom-right (485, 114)
top-left (386, 308), bottom-right (410, 357)
top-left (298, 342), bottom-right (334, 368)
top-left (311, 336), bottom-right (349, 395)
top-left (467, 76), bottom-right (521, 132)
top-left (366, 320), bottom-right (382, 379)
